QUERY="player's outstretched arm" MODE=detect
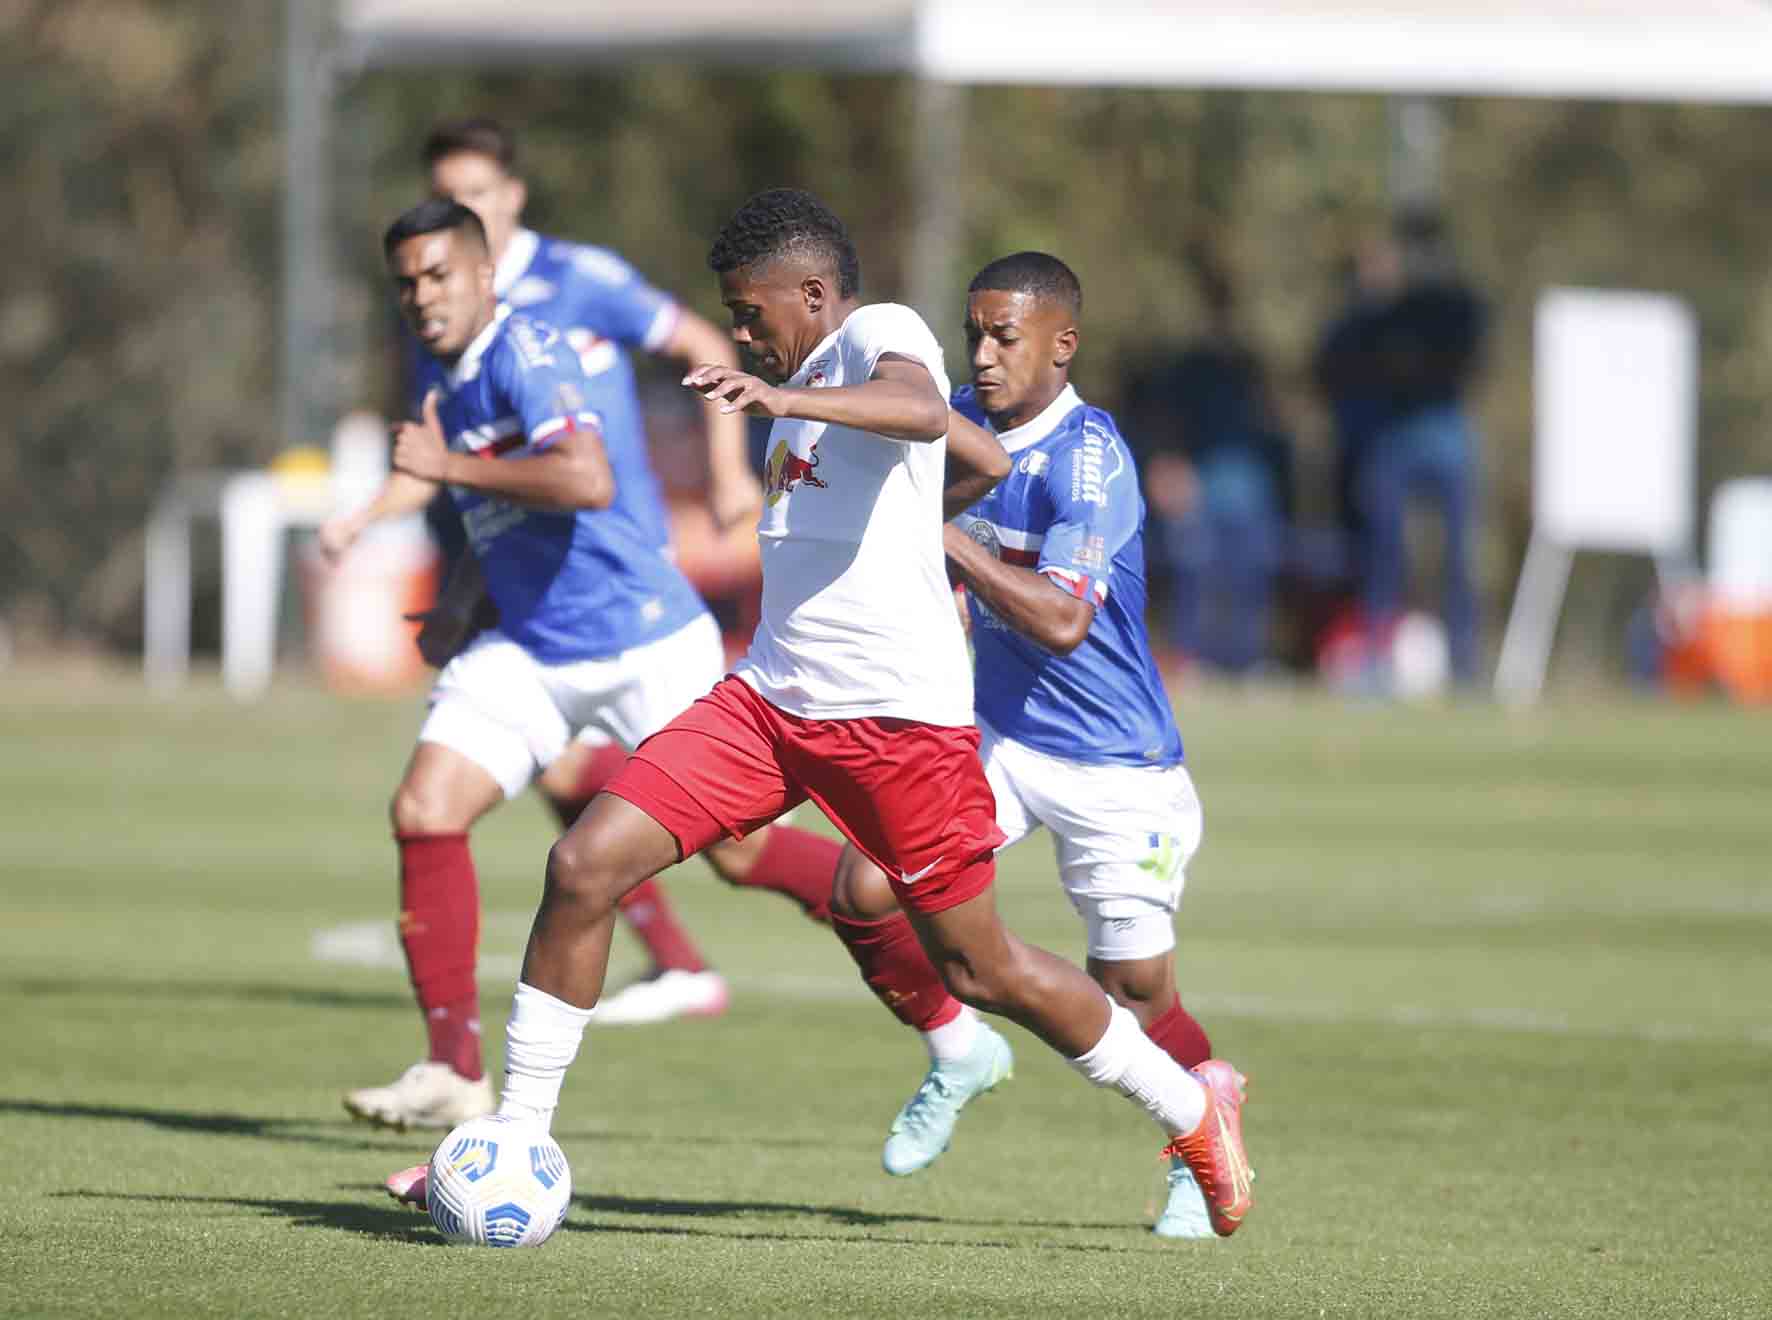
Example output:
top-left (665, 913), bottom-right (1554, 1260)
top-left (392, 390), bottom-right (615, 513)
top-left (317, 469), bottom-right (439, 563)
top-left (942, 409), bottom-right (1011, 520)
top-left (660, 311), bottom-right (763, 530)
top-left (943, 523), bottom-right (1095, 656)
top-left (684, 354), bottom-right (949, 443)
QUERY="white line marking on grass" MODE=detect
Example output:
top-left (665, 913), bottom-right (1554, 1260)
top-left (309, 919), bottom-right (1772, 1048)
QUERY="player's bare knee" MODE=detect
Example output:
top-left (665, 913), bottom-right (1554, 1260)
top-left (1101, 981), bottom-right (1166, 1030)
top-left (1088, 950), bottom-right (1174, 1027)
top-left (936, 962), bottom-right (996, 1014)
top-left (934, 951), bottom-right (1018, 1017)
top-left (829, 846), bottom-right (898, 923)
top-left (390, 781), bottom-right (455, 836)
top-left (543, 831), bottom-right (619, 918)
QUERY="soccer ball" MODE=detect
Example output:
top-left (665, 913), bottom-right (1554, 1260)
top-left (425, 1115), bottom-right (572, 1247)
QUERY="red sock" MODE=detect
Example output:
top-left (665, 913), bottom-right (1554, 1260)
top-left (546, 742), bottom-right (631, 830)
top-left (397, 832), bottom-right (482, 1080)
top-left (617, 878), bottom-right (707, 974)
top-left (831, 910), bottom-right (964, 1031)
top-left (728, 825), bottom-right (841, 924)
top-left (1144, 992), bottom-right (1212, 1069)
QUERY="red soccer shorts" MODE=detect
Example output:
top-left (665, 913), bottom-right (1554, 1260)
top-left (606, 676), bottom-right (1004, 914)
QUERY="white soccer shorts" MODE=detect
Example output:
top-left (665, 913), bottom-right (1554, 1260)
top-left (417, 612), bottom-right (725, 799)
top-left (980, 723), bottom-right (1204, 963)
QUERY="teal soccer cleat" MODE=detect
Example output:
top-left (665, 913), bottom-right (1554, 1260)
top-left (881, 1024), bottom-right (1014, 1176)
top-left (1152, 1159), bottom-right (1215, 1239)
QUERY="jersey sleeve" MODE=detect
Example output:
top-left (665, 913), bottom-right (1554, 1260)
top-left (1036, 413), bottom-right (1141, 606)
top-left (492, 318), bottom-right (605, 451)
top-left (842, 303), bottom-right (944, 382)
top-left (557, 243), bottom-right (680, 352)
top-left (949, 383), bottom-right (987, 427)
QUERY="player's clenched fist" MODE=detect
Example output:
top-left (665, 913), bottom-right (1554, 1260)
top-left (391, 389), bottom-right (450, 481)
top-left (316, 511), bottom-right (366, 564)
top-left (683, 364), bottom-right (789, 419)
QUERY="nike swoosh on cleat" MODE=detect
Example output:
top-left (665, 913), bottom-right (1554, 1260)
top-left (1216, 1109), bottom-right (1254, 1206)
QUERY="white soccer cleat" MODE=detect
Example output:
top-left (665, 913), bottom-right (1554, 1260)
top-left (591, 969), bottom-right (730, 1026)
top-left (342, 1061), bottom-right (495, 1131)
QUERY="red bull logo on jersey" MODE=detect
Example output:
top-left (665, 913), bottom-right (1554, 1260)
top-left (764, 436), bottom-right (828, 506)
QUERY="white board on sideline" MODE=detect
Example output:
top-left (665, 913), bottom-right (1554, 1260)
top-left (1497, 288), bottom-right (1698, 703)
top-left (1534, 288), bottom-right (1696, 556)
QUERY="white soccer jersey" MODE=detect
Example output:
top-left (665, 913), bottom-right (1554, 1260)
top-left (735, 303), bottom-right (974, 725)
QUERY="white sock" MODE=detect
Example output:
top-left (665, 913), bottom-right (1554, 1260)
top-left (921, 1005), bottom-right (981, 1064)
top-left (497, 981), bottom-right (595, 1130)
top-left (1068, 1002), bottom-right (1206, 1137)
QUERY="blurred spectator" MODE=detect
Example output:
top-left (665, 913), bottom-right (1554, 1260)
top-left (1313, 233), bottom-right (1404, 557)
top-left (1316, 210), bottom-right (1488, 688)
top-left (1124, 249), bottom-right (1293, 675)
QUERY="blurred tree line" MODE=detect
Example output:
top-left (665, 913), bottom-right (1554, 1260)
top-left (7, 0), bottom-right (1772, 674)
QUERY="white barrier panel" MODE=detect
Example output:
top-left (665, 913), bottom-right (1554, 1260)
top-left (1708, 478), bottom-right (1772, 612)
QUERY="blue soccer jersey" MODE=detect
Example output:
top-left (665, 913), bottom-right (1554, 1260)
top-left (953, 384), bottom-right (1184, 767)
top-left (411, 228), bottom-right (678, 552)
top-left (433, 308), bottom-right (706, 664)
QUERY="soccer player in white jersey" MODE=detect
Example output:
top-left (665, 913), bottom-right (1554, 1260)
top-left (412, 118), bottom-right (847, 1030)
top-left (828, 251), bottom-right (1244, 1239)
top-left (469, 190), bottom-right (1254, 1237)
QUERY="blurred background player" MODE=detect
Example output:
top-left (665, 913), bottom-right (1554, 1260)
top-left (829, 252), bottom-right (1227, 1238)
top-left (322, 198), bottom-right (840, 1130)
top-left (462, 190), bottom-right (1254, 1238)
top-left (1124, 241), bottom-right (1293, 676)
top-left (411, 117), bottom-right (836, 1026)
top-left (1314, 209), bottom-right (1489, 690)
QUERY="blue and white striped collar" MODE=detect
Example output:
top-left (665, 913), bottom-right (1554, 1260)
top-left (989, 384), bottom-right (1081, 455)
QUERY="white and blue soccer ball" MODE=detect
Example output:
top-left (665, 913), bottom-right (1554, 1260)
top-left (426, 1115), bottom-right (572, 1248)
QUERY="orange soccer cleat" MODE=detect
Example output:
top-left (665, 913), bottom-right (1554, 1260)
top-left (1160, 1059), bottom-right (1254, 1237)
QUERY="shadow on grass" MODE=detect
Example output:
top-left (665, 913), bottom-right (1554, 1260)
top-left (553, 1126), bottom-right (867, 1154)
top-left (55, 1189), bottom-right (1152, 1254)
top-left (51, 1190), bottom-right (441, 1245)
top-left (569, 1217), bottom-right (1147, 1254)
top-left (5, 976), bottom-right (410, 1011)
top-left (577, 1192), bottom-right (1140, 1241)
top-left (0, 1097), bottom-right (866, 1159)
top-left (0, 1099), bottom-right (417, 1153)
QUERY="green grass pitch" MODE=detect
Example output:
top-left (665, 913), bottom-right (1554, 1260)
top-left (1, 670), bottom-right (1768, 1318)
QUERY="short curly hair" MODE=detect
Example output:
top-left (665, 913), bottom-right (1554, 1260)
top-left (708, 188), bottom-right (861, 299)
top-left (968, 251), bottom-right (1082, 318)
